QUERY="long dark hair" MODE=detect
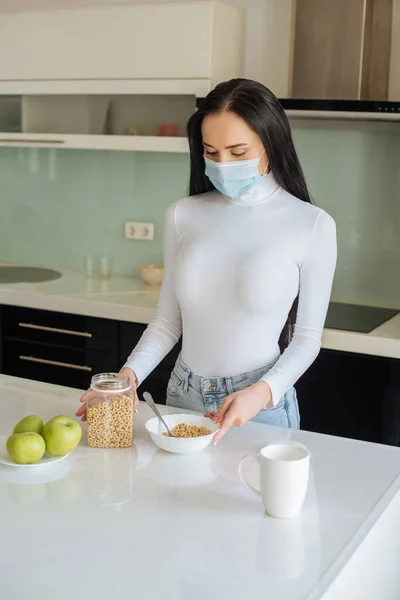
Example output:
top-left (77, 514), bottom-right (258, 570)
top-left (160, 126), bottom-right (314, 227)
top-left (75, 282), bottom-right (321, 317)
top-left (186, 78), bottom-right (312, 351)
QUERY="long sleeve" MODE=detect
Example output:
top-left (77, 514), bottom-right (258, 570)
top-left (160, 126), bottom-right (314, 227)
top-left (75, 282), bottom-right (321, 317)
top-left (124, 203), bottom-right (182, 385)
top-left (261, 210), bottom-right (337, 405)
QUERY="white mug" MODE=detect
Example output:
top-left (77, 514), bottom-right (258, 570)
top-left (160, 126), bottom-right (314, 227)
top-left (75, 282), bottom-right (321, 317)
top-left (238, 441), bottom-right (310, 518)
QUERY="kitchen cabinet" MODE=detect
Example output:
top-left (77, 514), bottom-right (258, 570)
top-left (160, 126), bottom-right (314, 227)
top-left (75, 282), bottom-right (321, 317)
top-left (3, 339), bottom-right (118, 391)
top-left (382, 359), bottom-right (400, 446)
top-left (296, 349), bottom-right (393, 445)
top-left (0, 3), bottom-right (244, 97)
top-left (3, 305), bottom-right (118, 353)
top-left (0, 2), bottom-right (244, 152)
top-left (290, 0), bottom-right (394, 101)
top-left (1, 306), bottom-right (119, 390)
top-left (0, 306), bottom-right (180, 404)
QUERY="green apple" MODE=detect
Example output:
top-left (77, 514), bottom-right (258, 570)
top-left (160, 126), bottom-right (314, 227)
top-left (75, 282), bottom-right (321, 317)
top-left (42, 416), bottom-right (82, 456)
top-left (13, 415), bottom-right (44, 435)
top-left (6, 432), bottom-right (46, 464)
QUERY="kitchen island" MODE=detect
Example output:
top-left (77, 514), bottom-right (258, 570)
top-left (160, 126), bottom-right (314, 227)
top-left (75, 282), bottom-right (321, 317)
top-left (0, 375), bottom-right (399, 600)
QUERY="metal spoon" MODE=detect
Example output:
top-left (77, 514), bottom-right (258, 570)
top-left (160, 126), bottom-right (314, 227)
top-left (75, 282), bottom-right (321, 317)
top-left (142, 392), bottom-right (173, 437)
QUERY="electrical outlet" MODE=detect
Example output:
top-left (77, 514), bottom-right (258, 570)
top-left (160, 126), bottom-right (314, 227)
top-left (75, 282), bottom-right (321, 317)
top-left (125, 221), bottom-right (154, 241)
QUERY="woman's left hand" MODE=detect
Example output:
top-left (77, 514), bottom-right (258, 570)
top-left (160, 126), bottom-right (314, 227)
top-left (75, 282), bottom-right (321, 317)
top-left (206, 381), bottom-right (273, 444)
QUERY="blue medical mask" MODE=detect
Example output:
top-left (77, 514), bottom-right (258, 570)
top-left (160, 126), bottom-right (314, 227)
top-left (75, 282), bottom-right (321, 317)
top-left (204, 149), bottom-right (267, 199)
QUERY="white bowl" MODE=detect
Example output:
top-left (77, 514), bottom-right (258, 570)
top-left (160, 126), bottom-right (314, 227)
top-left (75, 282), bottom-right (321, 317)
top-left (139, 264), bottom-right (164, 286)
top-left (145, 413), bottom-right (218, 454)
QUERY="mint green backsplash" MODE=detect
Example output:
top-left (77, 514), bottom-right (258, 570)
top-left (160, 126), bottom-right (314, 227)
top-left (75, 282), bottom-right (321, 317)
top-left (293, 126), bottom-right (400, 307)
top-left (0, 125), bottom-right (399, 306)
top-left (0, 149), bottom-right (189, 275)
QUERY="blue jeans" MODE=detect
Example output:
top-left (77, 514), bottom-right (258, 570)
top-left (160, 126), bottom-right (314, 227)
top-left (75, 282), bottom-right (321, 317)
top-left (166, 354), bottom-right (300, 429)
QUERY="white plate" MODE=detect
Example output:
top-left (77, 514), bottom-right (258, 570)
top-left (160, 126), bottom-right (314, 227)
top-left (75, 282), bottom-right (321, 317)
top-left (0, 436), bottom-right (69, 468)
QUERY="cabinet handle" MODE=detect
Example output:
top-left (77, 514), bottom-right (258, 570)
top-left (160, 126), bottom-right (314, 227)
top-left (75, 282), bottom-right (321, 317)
top-left (0, 138), bottom-right (65, 145)
top-left (18, 322), bottom-right (93, 338)
top-left (19, 355), bottom-right (92, 372)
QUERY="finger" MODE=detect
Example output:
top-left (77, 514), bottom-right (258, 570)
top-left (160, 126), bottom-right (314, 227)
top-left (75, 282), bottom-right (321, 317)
top-left (77, 391), bottom-right (89, 407)
top-left (130, 378), bottom-right (138, 391)
top-left (134, 394), bottom-right (139, 413)
top-left (205, 413), bottom-right (219, 423)
top-left (213, 411), bottom-right (236, 445)
top-left (81, 413), bottom-right (87, 422)
top-left (213, 415), bottom-right (224, 424)
top-left (80, 389), bottom-right (97, 403)
top-left (75, 405), bottom-right (86, 417)
top-left (205, 410), bottom-right (225, 423)
top-left (215, 394), bottom-right (236, 420)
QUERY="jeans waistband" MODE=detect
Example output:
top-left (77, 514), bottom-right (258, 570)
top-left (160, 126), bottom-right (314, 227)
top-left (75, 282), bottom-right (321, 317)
top-left (173, 353), bottom-right (279, 395)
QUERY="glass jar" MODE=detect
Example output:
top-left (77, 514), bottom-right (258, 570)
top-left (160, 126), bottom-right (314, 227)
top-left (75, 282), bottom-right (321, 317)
top-left (87, 373), bottom-right (134, 448)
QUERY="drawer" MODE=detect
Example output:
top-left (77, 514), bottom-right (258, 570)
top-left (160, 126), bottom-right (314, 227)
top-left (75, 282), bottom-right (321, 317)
top-left (2, 306), bottom-right (118, 353)
top-left (2, 339), bottom-right (119, 390)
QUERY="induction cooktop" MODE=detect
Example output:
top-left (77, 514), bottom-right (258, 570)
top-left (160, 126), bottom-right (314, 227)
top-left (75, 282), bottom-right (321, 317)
top-left (325, 302), bottom-right (399, 334)
top-left (0, 266), bottom-right (62, 284)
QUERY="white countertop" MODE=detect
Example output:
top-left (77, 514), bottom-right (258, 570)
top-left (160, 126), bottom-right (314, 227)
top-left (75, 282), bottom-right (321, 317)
top-left (1, 267), bottom-right (400, 358)
top-left (0, 375), bottom-right (399, 600)
top-left (0, 268), bottom-right (159, 324)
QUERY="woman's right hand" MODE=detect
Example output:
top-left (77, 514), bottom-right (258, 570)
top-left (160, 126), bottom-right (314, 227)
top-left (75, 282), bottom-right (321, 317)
top-left (75, 367), bottom-right (139, 422)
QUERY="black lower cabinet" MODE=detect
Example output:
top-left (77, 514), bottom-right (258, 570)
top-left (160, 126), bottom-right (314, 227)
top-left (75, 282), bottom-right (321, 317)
top-left (382, 359), bottom-right (400, 446)
top-left (296, 349), bottom-right (394, 445)
top-left (3, 338), bottom-right (118, 390)
top-left (120, 321), bottom-right (181, 405)
top-left (2, 305), bottom-right (118, 353)
top-left (0, 306), bottom-right (181, 402)
top-left (1, 306), bottom-right (119, 391)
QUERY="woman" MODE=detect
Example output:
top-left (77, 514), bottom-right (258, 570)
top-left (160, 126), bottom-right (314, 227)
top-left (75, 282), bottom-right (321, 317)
top-left (77, 79), bottom-right (337, 444)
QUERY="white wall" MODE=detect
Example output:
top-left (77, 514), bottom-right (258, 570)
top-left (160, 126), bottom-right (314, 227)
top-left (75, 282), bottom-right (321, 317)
top-left (0, 0), bottom-right (293, 97)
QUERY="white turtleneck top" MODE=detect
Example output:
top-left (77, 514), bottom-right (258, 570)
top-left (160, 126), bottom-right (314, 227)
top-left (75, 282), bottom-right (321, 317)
top-left (125, 174), bottom-right (337, 405)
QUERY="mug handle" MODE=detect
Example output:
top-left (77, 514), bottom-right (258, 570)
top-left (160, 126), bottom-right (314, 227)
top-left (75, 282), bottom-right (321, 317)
top-left (238, 455), bottom-right (261, 496)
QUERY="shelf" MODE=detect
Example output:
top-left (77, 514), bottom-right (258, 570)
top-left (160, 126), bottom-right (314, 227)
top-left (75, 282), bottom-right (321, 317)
top-left (3, 111), bottom-right (398, 153)
top-left (0, 79), bottom-right (211, 97)
top-left (286, 109), bottom-right (400, 122)
top-left (0, 133), bottom-right (189, 153)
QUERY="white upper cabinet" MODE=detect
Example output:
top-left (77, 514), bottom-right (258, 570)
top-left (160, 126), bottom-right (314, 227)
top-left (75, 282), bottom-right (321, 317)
top-left (0, 2), bottom-right (244, 96)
